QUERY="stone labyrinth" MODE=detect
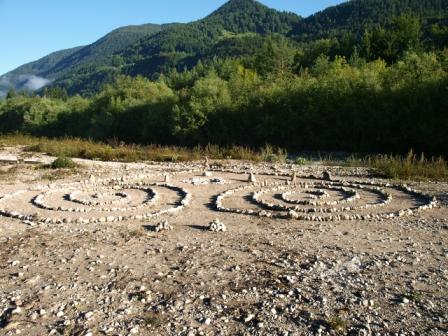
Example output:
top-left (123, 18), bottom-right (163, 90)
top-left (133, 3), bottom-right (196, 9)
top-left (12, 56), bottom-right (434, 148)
top-left (213, 169), bottom-right (438, 222)
top-left (0, 165), bottom-right (439, 225)
top-left (0, 171), bottom-right (192, 225)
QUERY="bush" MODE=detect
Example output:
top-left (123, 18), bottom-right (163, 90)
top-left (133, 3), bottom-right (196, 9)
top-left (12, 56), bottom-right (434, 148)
top-left (294, 156), bottom-right (308, 165)
top-left (260, 145), bottom-right (288, 163)
top-left (50, 156), bottom-right (77, 169)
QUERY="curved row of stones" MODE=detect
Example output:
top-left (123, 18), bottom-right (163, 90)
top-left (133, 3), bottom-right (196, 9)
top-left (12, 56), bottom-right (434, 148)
top-left (33, 186), bottom-right (158, 213)
top-left (303, 189), bottom-right (331, 200)
top-left (280, 184), bottom-right (359, 206)
top-left (0, 177), bottom-right (192, 224)
top-left (253, 182), bottom-right (389, 213)
top-left (214, 177), bottom-right (438, 222)
top-left (68, 191), bottom-right (131, 206)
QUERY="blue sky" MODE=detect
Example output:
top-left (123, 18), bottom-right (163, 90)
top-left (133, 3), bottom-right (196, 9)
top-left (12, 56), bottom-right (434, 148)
top-left (0, 0), bottom-right (345, 75)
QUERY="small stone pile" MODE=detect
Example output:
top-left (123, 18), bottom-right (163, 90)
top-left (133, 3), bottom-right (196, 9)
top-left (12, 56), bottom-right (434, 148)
top-left (291, 171), bottom-right (297, 183)
top-left (209, 219), bottom-right (227, 232)
top-left (248, 173), bottom-right (257, 183)
top-left (154, 220), bottom-right (173, 232)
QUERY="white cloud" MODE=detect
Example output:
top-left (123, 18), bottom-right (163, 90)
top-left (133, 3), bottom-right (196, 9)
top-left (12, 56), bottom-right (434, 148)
top-left (0, 74), bottom-right (52, 97)
top-left (0, 76), bottom-right (11, 97)
top-left (18, 74), bottom-right (52, 91)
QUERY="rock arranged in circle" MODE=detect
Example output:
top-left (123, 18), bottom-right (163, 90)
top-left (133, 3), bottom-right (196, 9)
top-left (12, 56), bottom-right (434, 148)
top-left (214, 175), bottom-right (437, 222)
top-left (280, 184), bottom-right (358, 206)
top-left (0, 166), bottom-right (439, 226)
top-left (32, 186), bottom-right (158, 213)
top-left (68, 190), bottom-right (131, 206)
top-left (0, 175), bottom-right (192, 225)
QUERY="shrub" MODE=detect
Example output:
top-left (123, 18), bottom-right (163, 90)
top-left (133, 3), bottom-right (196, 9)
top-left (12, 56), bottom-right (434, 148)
top-left (50, 156), bottom-right (77, 169)
top-left (294, 156), bottom-right (308, 165)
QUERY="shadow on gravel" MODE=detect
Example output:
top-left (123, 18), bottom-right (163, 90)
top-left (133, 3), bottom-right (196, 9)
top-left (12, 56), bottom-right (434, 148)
top-left (205, 197), bottom-right (218, 211)
top-left (0, 307), bottom-right (14, 328)
top-left (187, 225), bottom-right (209, 231)
top-left (436, 192), bottom-right (448, 206)
top-left (142, 225), bottom-right (157, 232)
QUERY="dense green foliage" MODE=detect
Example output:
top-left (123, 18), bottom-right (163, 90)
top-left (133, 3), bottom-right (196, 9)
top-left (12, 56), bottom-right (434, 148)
top-left (1, 48), bottom-right (447, 155)
top-left (1, 0), bottom-right (447, 157)
top-left (290, 0), bottom-right (448, 41)
top-left (44, 24), bottom-right (164, 78)
top-left (2, 0), bottom-right (447, 96)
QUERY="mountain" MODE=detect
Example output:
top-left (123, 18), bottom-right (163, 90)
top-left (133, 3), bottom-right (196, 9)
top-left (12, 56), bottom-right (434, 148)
top-left (0, 46), bottom-right (83, 97)
top-left (290, 0), bottom-right (448, 41)
top-left (118, 0), bottom-right (300, 76)
top-left (40, 23), bottom-right (164, 78)
top-left (40, 0), bottom-right (300, 95)
top-left (2, 0), bottom-right (448, 96)
top-left (0, 23), bottom-right (164, 97)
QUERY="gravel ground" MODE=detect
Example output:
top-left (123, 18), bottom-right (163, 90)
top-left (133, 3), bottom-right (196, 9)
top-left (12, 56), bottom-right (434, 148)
top-left (0, 148), bottom-right (447, 336)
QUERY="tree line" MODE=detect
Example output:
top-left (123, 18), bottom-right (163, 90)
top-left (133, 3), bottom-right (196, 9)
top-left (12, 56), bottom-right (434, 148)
top-left (1, 14), bottom-right (447, 156)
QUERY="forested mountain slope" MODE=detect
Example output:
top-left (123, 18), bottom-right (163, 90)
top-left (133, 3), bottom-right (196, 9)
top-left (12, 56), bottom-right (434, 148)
top-left (0, 47), bottom-right (83, 96)
top-left (290, 0), bottom-right (448, 40)
top-left (1, 0), bottom-right (447, 155)
top-left (0, 24), bottom-right (163, 96)
top-left (2, 0), bottom-right (448, 96)
top-left (117, 0), bottom-right (299, 77)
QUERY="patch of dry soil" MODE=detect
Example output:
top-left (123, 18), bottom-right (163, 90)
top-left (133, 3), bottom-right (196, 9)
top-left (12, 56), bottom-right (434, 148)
top-left (0, 149), bottom-right (447, 336)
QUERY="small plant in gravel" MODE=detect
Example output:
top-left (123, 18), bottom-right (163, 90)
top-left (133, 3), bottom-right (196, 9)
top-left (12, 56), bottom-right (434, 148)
top-left (50, 156), bottom-right (77, 169)
top-left (329, 315), bottom-right (348, 332)
top-left (294, 156), bottom-right (308, 165)
top-left (410, 291), bottom-right (423, 303)
top-left (144, 311), bottom-right (166, 327)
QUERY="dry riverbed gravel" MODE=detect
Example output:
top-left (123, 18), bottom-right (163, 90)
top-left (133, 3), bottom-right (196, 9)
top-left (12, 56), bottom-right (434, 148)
top-left (0, 147), bottom-right (447, 336)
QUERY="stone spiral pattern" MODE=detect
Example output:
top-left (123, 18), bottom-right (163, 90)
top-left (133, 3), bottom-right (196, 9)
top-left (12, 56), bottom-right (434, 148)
top-left (0, 172), bottom-right (192, 225)
top-left (68, 191), bottom-right (131, 206)
top-left (32, 186), bottom-right (158, 213)
top-left (214, 174), bottom-right (438, 222)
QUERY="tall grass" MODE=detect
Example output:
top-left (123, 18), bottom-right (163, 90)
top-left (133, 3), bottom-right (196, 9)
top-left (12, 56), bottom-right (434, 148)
top-left (1, 135), bottom-right (445, 180)
top-left (0, 134), bottom-right (287, 163)
top-left (346, 150), bottom-right (448, 181)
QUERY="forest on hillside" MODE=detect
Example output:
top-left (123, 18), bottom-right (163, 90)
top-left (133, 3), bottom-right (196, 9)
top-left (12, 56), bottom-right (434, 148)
top-left (1, 11), bottom-right (448, 156)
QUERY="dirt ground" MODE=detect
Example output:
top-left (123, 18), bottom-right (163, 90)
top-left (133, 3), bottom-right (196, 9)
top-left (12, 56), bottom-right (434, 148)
top-left (0, 147), bottom-right (447, 336)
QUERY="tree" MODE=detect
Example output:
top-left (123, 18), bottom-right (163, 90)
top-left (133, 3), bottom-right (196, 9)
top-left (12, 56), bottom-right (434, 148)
top-left (361, 14), bottom-right (422, 63)
top-left (43, 87), bottom-right (68, 101)
top-left (6, 88), bottom-right (17, 100)
top-left (391, 13), bottom-right (422, 52)
top-left (173, 73), bottom-right (231, 142)
top-left (430, 23), bottom-right (448, 49)
top-left (253, 35), bottom-right (296, 77)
